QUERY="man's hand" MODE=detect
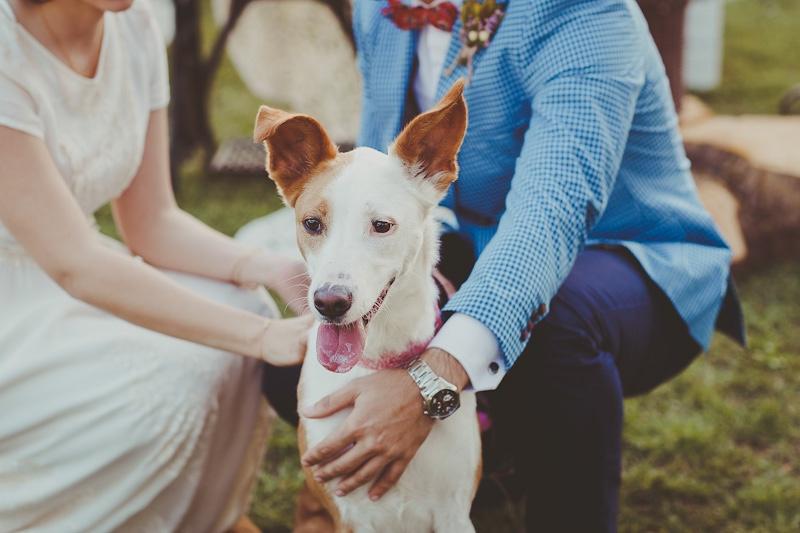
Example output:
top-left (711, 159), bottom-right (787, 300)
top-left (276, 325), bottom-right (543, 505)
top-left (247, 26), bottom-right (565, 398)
top-left (300, 348), bottom-right (470, 500)
top-left (423, 348), bottom-right (470, 391)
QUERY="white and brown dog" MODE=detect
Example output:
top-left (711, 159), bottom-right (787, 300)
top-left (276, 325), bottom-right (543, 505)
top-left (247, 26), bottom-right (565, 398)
top-left (254, 81), bottom-right (481, 532)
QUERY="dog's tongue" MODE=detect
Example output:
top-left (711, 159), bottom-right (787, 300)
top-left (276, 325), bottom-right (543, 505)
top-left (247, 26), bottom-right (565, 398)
top-left (317, 322), bottom-right (365, 373)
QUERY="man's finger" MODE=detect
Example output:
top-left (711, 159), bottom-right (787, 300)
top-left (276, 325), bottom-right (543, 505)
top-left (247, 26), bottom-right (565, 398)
top-left (313, 441), bottom-right (376, 483)
top-left (335, 456), bottom-right (388, 497)
top-left (368, 459), bottom-right (408, 501)
top-left (301, 425), bottom-right (357, 467)
top-left (301, 384), bottom-right (358, 419)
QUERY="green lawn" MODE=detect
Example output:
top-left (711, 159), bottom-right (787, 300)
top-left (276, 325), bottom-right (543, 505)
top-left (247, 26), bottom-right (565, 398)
top-left (620, 265), bottom-right (800, 532)
top-left (98, 0), bottom-right (799, 530)
top-left (700, 0), bottom-right (800, 114)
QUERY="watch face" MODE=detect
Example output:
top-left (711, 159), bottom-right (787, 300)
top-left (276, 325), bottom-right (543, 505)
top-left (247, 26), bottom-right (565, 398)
top-left (430, 388), bottom-right (460, 419)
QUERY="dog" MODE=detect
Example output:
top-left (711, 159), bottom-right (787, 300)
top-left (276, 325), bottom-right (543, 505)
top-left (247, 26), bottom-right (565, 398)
top-left (254, 80), bottom-right (481, 532)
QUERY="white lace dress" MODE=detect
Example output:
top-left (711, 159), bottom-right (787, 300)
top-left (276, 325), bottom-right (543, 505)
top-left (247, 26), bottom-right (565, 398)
top-left (0, 2), bottom-right (274, 531)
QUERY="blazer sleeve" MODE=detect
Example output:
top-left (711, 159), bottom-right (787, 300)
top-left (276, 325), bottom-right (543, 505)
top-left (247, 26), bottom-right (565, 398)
top-left (443, 3), bottom-right (646, 368)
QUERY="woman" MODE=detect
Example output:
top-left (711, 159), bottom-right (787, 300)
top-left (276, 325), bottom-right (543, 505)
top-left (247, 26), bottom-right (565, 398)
top-left (0, 0), bottom-right (312, 530)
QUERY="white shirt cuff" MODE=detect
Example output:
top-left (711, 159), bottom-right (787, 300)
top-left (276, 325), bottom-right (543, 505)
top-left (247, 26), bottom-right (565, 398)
top-left (428, 313), bottom-right (506, 392)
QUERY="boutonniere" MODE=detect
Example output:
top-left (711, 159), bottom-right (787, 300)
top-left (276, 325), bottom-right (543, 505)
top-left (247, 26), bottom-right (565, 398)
top-left (445, 0), bottom-right (506, 82)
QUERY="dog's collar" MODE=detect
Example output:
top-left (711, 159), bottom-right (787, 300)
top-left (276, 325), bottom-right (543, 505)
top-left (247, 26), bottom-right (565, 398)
top-left (358, 305), bottom-right (443, 370)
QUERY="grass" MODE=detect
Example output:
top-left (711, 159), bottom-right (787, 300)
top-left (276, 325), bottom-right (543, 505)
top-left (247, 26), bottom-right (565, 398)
top-left (700, 0), bottom-right (800, 114)
top-left (96, 0), bottom-right (799, 530)
top-left (620, 264), bottom-right (800, 532)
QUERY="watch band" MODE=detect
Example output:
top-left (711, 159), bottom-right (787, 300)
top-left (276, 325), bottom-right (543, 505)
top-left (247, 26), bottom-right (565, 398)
top-left (407, 359), bottom-right (441, 401)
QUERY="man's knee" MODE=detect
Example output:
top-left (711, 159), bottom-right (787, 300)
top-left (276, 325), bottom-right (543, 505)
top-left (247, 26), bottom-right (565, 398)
top-left (527, 281), bottom-right (604, 364)
top-left (525, 248), bottom-right (653, 366)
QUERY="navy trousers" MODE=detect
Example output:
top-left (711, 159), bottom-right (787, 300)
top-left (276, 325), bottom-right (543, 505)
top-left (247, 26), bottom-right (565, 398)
top-left (263, 246), bottom-right (701, 532)
top-left (485, 247), bottom-right (700, 532)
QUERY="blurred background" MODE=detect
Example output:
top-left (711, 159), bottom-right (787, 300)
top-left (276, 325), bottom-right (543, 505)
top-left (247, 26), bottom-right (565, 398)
top-left (100, 0), bottom-right (799, 530)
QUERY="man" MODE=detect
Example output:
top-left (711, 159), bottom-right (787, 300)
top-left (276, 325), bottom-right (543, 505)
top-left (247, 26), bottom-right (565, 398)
top-left (266, 0), bottom-right (745, 530)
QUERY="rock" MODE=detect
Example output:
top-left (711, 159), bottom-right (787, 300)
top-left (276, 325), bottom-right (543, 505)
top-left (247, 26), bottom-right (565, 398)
top-left (686, 143), bottom-right (800, 271)
top-left (677, 96), bottom-right (800, 269)
top-left (694, 176), bottom-right (747, 263)
top-left (679, 94), bottom-right (715, 127)
top-left (212, 0), bottom-right (361, 143)
top-left (682, 114), bottom-right (800, 177)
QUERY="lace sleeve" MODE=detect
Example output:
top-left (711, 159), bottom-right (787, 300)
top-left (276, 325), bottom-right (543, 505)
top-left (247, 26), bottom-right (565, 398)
top-left (0, 4), bottom-right (43, 137)
top-left (0, 70), bottom-right (44, 139)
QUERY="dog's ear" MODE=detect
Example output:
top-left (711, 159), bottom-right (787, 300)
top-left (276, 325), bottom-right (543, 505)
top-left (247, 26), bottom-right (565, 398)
top-left (390, 79), bottom-right (468, 195)
top-left (254, 106), bottom-right (337, 206)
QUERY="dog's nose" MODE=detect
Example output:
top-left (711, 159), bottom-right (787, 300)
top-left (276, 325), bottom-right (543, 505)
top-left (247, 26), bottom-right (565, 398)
top-left (313, 285), bottom-right (353, 319)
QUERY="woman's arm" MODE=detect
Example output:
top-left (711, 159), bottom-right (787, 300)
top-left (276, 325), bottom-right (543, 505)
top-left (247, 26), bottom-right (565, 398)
top-left (112, 109), bottom-right (307, 313)
top-left (0, 125), bottom-right (310, 365)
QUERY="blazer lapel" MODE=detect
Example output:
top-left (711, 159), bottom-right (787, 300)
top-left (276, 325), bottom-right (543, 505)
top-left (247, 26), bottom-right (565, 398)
top-left (370, 18), bottom-right (418, 142)
top-left (435, 17), bottom-right (467, 101)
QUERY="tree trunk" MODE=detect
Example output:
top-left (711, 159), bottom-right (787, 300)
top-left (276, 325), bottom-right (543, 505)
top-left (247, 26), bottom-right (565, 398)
top-left (170, 0), bottom-right (212, 188)
top-left (169, 0), bottom-right (254, 185)
top-left (168, 0), bottom-right (355, 186)
top-left (637, 0), bottom-right (690, 112)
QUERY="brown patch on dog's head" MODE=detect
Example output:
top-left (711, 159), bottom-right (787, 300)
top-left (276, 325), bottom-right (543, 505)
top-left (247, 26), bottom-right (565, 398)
top-left (254, 106), bottom-right (338, 206)
top-left (391, 79), bottom-right (468, 191)
top-left (291, 152), bottom-right (354, 258)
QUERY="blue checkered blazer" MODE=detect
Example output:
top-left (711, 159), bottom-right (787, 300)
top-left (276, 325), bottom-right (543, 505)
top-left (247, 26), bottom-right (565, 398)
top-left (354, 0), bottom-right (734, 368)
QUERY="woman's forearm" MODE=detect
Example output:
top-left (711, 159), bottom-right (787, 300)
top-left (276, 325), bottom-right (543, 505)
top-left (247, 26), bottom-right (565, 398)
top-left (64, 241), bottom-right (268, 359)
top-left (111, 109), bottom-right (282, 289)
top-left (0, 119), bottom-right (287, 361)
top-left (115, 206), bottom-right (280, 288)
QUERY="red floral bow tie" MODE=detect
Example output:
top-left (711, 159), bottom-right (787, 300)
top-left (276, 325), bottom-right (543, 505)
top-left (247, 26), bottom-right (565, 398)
top-left (382, 0), bottom-right (459, 32)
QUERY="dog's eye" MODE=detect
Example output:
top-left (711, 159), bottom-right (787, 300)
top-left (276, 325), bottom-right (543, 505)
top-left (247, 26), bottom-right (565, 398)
top-left (372, 220), bottom-right (393, 234)
top-left (303, 217), bottom-right (323, 234)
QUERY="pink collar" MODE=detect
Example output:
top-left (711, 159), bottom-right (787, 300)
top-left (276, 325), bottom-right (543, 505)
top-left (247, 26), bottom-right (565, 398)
top-left (358, 306), bottom-right (443, 370)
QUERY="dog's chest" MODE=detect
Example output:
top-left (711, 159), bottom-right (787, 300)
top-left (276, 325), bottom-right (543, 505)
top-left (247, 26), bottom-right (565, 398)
top-left (299, 327), bottom-right (481, 531)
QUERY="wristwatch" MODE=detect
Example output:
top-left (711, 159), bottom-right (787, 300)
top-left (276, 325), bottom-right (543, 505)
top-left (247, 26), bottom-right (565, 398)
top-left (406, 359), bottom-right (461, 420)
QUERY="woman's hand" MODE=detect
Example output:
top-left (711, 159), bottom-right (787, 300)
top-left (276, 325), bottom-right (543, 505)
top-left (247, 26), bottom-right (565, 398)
top-left (261, 314), bottom-right (315, 366)
top-left (262, 254), bottom-right (311, 315)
